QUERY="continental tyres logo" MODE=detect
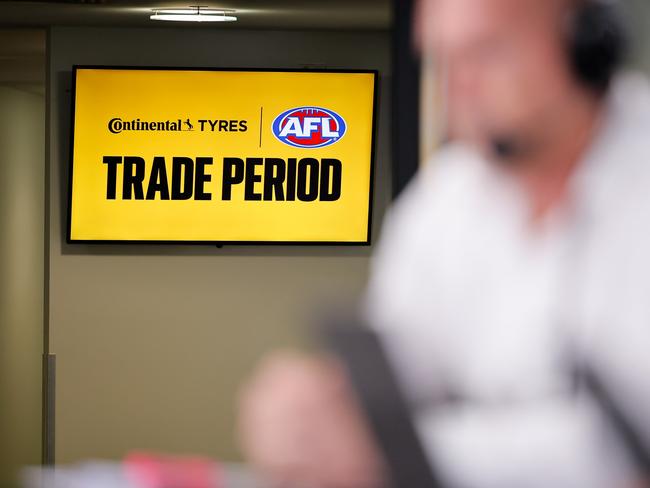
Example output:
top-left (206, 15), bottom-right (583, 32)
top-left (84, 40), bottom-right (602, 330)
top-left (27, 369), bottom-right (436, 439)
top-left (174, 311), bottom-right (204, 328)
top-left (108, 117), bottom-right (248, 134)
top-left (272, 107), bottom-right (346, 149)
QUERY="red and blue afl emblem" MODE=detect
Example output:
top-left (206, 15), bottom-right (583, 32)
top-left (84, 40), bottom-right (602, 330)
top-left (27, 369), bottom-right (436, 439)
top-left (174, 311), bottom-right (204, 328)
top-left (272, 107), bottom-right (347, 149)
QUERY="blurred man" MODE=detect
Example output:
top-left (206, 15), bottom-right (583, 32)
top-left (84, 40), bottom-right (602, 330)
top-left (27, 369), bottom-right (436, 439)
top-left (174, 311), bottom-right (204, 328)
top-left (238, 0), bottom-right (650, 487)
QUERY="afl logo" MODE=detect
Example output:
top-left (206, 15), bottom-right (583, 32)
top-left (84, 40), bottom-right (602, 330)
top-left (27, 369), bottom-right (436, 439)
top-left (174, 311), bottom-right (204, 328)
top-left (272, 107), bottom-right (346, 149)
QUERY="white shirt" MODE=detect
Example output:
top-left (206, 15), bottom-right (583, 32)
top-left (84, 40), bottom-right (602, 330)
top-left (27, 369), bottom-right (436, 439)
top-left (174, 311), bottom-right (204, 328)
top-left (364, 72), bottom-right (650, 488)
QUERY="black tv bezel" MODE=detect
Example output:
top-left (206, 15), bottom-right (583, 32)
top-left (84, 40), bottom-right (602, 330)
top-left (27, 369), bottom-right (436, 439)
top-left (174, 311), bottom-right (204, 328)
top-left (66, 65), bottom-right (379, 246)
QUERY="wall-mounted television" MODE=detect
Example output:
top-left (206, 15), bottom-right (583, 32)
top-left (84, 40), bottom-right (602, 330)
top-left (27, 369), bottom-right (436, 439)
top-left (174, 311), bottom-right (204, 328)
top-left (68, 66), bottom-right (378, 245)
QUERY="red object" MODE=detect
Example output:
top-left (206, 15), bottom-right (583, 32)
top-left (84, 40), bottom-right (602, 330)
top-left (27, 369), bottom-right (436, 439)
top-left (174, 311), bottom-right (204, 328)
top-left (124, 452), bottom-right (221, 488)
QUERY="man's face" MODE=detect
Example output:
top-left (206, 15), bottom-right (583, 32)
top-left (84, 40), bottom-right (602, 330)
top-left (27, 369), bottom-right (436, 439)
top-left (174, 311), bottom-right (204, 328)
top-left (420, 0), bottom-right (579, 155)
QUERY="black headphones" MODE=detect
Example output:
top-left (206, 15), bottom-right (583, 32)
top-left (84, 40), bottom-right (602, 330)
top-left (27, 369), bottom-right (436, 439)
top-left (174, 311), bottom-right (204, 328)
top-left (567, 0), bottom-right (628, 93)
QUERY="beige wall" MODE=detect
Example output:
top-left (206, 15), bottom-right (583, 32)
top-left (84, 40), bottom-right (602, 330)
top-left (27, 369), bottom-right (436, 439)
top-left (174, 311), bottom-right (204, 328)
top-left (627, 0), bottom-right (650, 72)
top-left (0, 86), bottom-right (45, 486)
top-left (48, 26), bottom-right (392, 463)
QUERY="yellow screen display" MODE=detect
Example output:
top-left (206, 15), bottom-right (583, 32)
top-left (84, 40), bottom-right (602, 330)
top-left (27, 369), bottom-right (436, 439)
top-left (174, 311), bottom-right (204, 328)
top-left (68, 67), bottom-right (377, 244)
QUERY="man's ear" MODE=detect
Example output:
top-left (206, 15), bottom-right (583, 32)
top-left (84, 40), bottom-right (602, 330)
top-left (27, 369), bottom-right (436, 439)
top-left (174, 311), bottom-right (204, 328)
top-left (412, 0), bottom-right (436, 54)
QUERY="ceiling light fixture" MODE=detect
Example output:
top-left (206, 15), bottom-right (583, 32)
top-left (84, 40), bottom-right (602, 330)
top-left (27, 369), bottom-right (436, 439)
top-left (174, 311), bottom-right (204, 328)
top-left (150, 6), bottom-right (237, 22)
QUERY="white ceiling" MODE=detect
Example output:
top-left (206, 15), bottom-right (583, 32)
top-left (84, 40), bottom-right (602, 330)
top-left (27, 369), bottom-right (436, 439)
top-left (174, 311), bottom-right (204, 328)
top-left (0, 0), bottom-right (392, 30)
top-left (0, 1), bottom-right (391, 95)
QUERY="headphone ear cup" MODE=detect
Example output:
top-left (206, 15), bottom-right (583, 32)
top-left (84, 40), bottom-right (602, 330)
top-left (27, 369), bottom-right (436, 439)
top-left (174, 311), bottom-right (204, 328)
top-left (568, 2), bottom-right (627, 93)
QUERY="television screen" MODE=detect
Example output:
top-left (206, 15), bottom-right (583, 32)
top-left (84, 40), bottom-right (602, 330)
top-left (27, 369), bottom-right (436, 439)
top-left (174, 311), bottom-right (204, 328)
top-left (68, 66), bottom-right (377, 244)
